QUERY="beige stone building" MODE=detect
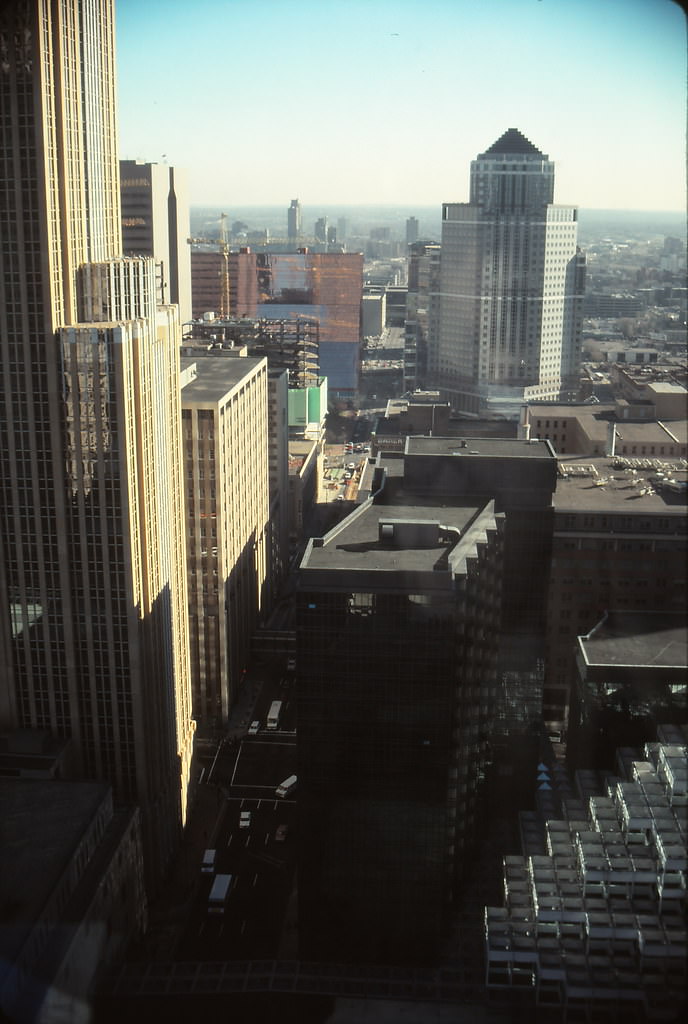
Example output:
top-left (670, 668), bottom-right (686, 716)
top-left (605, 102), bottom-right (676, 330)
top-left (181, 356), bottom-right (270, 727)
top-left (0, 0), bottom-right (194, 889)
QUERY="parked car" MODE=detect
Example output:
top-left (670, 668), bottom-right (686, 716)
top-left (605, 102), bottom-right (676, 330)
top-left (239, 811), bottom-right (251, 828)
top-left (248, 720), bottom-right (260, 735)
top-left (275, 824), bottom-right (289, 842)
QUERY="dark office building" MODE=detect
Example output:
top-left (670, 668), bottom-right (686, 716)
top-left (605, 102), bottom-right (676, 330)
top-left (297, 458), bottom-right (514, 964)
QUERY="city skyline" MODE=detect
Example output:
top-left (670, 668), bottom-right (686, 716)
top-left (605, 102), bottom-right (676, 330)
top-left (115, 0), bottom-right (686, 211)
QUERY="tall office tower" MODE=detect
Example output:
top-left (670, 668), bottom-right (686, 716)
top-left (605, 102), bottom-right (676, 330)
top-left (0, 0), bottom-right (194, 888)
top-left (288, 198), bottom-right (302, 243)
top-left (405, 216), bottom-right (419, 246)
top-left (297, 474), bottom-right (505, 964)
top-left (120, 159), bottom-right (192, 324)
top-left (433, 129), bottom-right (586, 417)
top-left (180, 356), bottom-right (269, 727)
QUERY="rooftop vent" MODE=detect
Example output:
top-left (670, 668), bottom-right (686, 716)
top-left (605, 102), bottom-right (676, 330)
top-left (378, 518), bottom-right (441, 549)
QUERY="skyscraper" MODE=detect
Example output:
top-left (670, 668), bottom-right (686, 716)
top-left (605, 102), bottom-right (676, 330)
top-left (0, 0), bottom-right (194, 888)
top-left (432, 129), bottom-right (586, 417)
top-left (120, 159), bottom-right (192, 323)
top-left (287, 198), bottom-right (302, 242)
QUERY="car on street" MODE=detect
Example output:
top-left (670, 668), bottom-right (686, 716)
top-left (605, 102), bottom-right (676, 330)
top-left (344, 471), bottom-right (352, 480)
top-left (346, 462), bottom-right (356, 470)
top-left (275, 824), bottom-right (289, 842)
top-left (248, 721), bottom-right (260, 735)
top-left (239, 811), bottom-right (251, 828)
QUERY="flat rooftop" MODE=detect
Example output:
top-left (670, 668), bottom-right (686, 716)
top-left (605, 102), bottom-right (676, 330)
top-left (405, 436), bottom-right (553, 460)
top-left (180, 355), bottom-right (265, 404)
top-left (554, 455), bottom-right (687, 512)
top-left (579, 612), bottom-right (687, 670)
top-left (301, 500), bottom-right (485, 574)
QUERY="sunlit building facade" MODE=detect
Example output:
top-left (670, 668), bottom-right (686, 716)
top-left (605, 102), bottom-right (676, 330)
top-left (180, 356), bottom-right (270, 727)
top-left (120, 159), bottom-right (192, 323)
top-left (433, 129), bottom-right (586, 417)
top-left (0, 0), bottom-right (194, 888)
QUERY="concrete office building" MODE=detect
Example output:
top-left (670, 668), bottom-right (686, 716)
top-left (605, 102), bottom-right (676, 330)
top-left (0, 0), bottom-right (194, 889)
top-left (361, 291), bottom-right (386, 337)
top-left (541, 453), bottom-right (687, 734)
top-left (120, 159), bottom-right (192, 323)
top-left (180, 356), bottom-right (270, 728)
top-left (297, 466), bottom-right (505, 963)
top-left (433, 129), bottom-right (586, 417)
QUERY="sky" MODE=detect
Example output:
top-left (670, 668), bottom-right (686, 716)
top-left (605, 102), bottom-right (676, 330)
top-left (115, 0), bottom-right (686, 211)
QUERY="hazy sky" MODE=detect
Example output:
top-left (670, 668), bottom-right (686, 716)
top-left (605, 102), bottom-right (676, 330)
top-left (115, 0), bottom-right (686, 211)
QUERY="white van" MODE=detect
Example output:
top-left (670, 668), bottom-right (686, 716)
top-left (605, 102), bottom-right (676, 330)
top-left (276, 774), bottom-right (297, 798)
top-left (208, 873), bottom-right (234, 914)
top-left (201, 848), bottom-right (216, 874)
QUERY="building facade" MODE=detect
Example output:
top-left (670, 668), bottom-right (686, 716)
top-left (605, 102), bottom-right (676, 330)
top-left (404, 241), bottom-right (440, 391)
top-left (542, 454), bottom-right (687, 733)
top-left (180, 356), bottom-right (270, 727)
top-left (433, 129), bottom-right (586, 417)
top-left (0, 0), bottom-right (194, 888)
top-left (120, 159), bottom-right (192, 323)
top-left (190, 247), bottom-right (230, 319)
top-left (297, 487), bottom-right (505, 964)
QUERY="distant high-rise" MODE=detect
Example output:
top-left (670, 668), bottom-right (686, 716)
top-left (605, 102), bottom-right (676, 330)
top-left (288, 198), bottom-right (302, 242)
top-left (405, 216), bottom-right (419, 246)
top-left (120, 159), bottom-right (192, 323)
top-left (432, 129), bottom-right (586, 417)
top-left (0, 0), bottom-right (194, 888)
top-left (314, 217), bottom-right (328, 244)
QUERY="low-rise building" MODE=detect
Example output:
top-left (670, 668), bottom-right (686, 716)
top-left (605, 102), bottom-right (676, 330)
top-left (542, 454), bottom-right (687, 730)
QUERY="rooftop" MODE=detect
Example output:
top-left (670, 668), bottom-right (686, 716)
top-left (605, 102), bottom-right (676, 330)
top-left (554, 455), bottom-right (687, 513)
top-left (180, 355), bottom-right (265, 404)
top-left (300, 500), bottom-right (487, 575)
top-left (579, 611), bottom-right (687, 671)
top-left (405, 436), bottom-right (553, 460)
